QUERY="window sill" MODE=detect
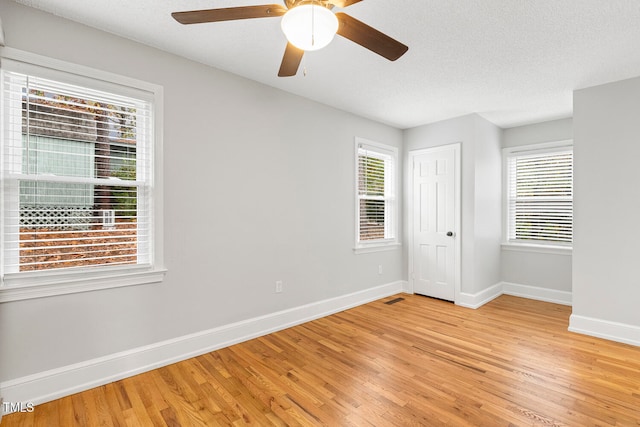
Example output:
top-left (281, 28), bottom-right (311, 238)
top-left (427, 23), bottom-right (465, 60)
top-left (353, 242), bottom-right (401, 254)
top-left (501, 242), bottom-right (572, 256)
top-left (0, 266), bottom-right (167, 303)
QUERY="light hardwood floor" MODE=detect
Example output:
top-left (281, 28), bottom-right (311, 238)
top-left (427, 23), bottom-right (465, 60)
top-left (3, 294), bottom-right (640, 426)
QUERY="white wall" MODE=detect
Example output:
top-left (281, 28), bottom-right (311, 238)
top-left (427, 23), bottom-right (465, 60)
top-left (502, 118), bottom-right (572, 148)
top-left (472, 116), bottom-right (503, 296)
top-left (571, 76), bottom-right (640, 345)
top-left (9, 0), bottom-right (638, 405)
top-left (404, 114), bottom-right (502, 299)
top-left (0, 0), bottom-right (404, 386)
top-left (501, 118), bottom-right (573, 295)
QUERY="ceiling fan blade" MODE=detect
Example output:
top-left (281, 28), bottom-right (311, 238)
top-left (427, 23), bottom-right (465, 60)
top-left (330, 0), bottom-right (364, 8)
top-left (278, 43), bottom-right (305, 77)
top-left (335, 12), bottom-right (408, 61)
top-left (172, 5), bottom-right (287, 25)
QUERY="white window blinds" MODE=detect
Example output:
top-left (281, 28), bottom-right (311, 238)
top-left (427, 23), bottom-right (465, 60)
top-left (1, 69), bottom-right (153, 274)
top-left (356, 141), bottom-right (396, 245)
top-left (506, 147), bottom-right (573, 244)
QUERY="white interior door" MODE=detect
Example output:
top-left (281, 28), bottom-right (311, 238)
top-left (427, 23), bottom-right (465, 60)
top-left (411, 144), bottom-right (460, 301)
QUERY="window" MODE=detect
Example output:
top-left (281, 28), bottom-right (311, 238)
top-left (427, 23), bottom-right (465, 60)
top-left (504, 141), bottom-right (573, 246)
top-left (1, 50), bottom-right (163, 301)
top-left (355, 138), bottom-right (398, 251)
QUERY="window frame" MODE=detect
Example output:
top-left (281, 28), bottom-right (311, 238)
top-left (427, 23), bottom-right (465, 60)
top-left (354, 137), bottom-right (399, 253)
top-left (0, 47), bottom-right (165, 302)
top-left (502, 140), bottom-right (573, 252)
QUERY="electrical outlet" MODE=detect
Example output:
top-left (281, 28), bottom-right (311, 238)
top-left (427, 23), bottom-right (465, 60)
top-left (378, 265), bottom-right (383, 275)
top-left (275, 280), bottom-right (283, 293)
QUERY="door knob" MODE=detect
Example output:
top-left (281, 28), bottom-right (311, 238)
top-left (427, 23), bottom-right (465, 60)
top-left (446, 231), bottom-right (454, 237)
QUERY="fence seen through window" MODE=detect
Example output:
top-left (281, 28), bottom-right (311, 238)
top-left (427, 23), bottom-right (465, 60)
top-left (2, 71), bottom-right (152, 273)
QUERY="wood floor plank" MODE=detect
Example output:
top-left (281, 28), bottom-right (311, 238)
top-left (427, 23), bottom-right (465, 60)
top-left (3, 294), bottom-right (640, 426)
top-left (56, 396), bottom-right (77, 427)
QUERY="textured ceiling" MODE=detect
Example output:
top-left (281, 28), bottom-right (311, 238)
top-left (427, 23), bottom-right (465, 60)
top-left (12, 0), bottom-right (640, 129)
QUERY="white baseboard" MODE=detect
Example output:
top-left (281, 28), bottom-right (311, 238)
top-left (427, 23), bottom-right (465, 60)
top-left (502, 282), bottom-right (572, 306)
top-left (569, 314), bottom-right (640, 347)
top-left (456, 281), bottom-right (572, 309)
top-left (401, 280), bottom-right (412, 294)
top-left (456, 282), bottom-right (503, 309)
top-left (457, 284), bottom-right (638, 348)
top-left (0, 281), bottom-right (407, 411)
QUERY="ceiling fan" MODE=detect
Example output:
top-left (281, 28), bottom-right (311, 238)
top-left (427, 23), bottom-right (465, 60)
top-left (171, 0), bottom-right (408, 77)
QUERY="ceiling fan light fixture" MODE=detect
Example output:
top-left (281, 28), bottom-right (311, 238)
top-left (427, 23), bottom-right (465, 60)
top-left (281, 4), bottom-right (338, 51)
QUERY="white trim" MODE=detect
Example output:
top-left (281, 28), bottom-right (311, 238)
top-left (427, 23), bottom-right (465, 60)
top-left (0, 47), bottom-right (165, 299)
top-left (455, 281), bottom-right (572, 309)
top-left (0, 47), bottom-right (159, 96)
top-left (354, 137), bottom-right (399, 250)
top-left (569, 314), bottom-right (640, 347)
top-left (400, 280), bottom-right (412, 293)
top-left (456, 282), bottom-right (503, 309)
top-left (0, 268), bottom-right (166, 302)
top-left (354, 137), bottom-right (397, 154)
top-left (501, 243), bottom-right (572, 256)
top-left (502, 139), bottom-right (573, 247)
top-left (353, 242), bottom-right (401, 254)
top-left (502, 139), bottom-right (573, 155)
top-left (407, 143), bottom-right (461, 303)
top-left (0, 281), bottom-right (408, 412)
top-left (502, 281), bottom-right (572, 306)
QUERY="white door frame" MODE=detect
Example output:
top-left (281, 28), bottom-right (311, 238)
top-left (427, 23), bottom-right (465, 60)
top-left (407, 143), bottom-right (462, 302)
